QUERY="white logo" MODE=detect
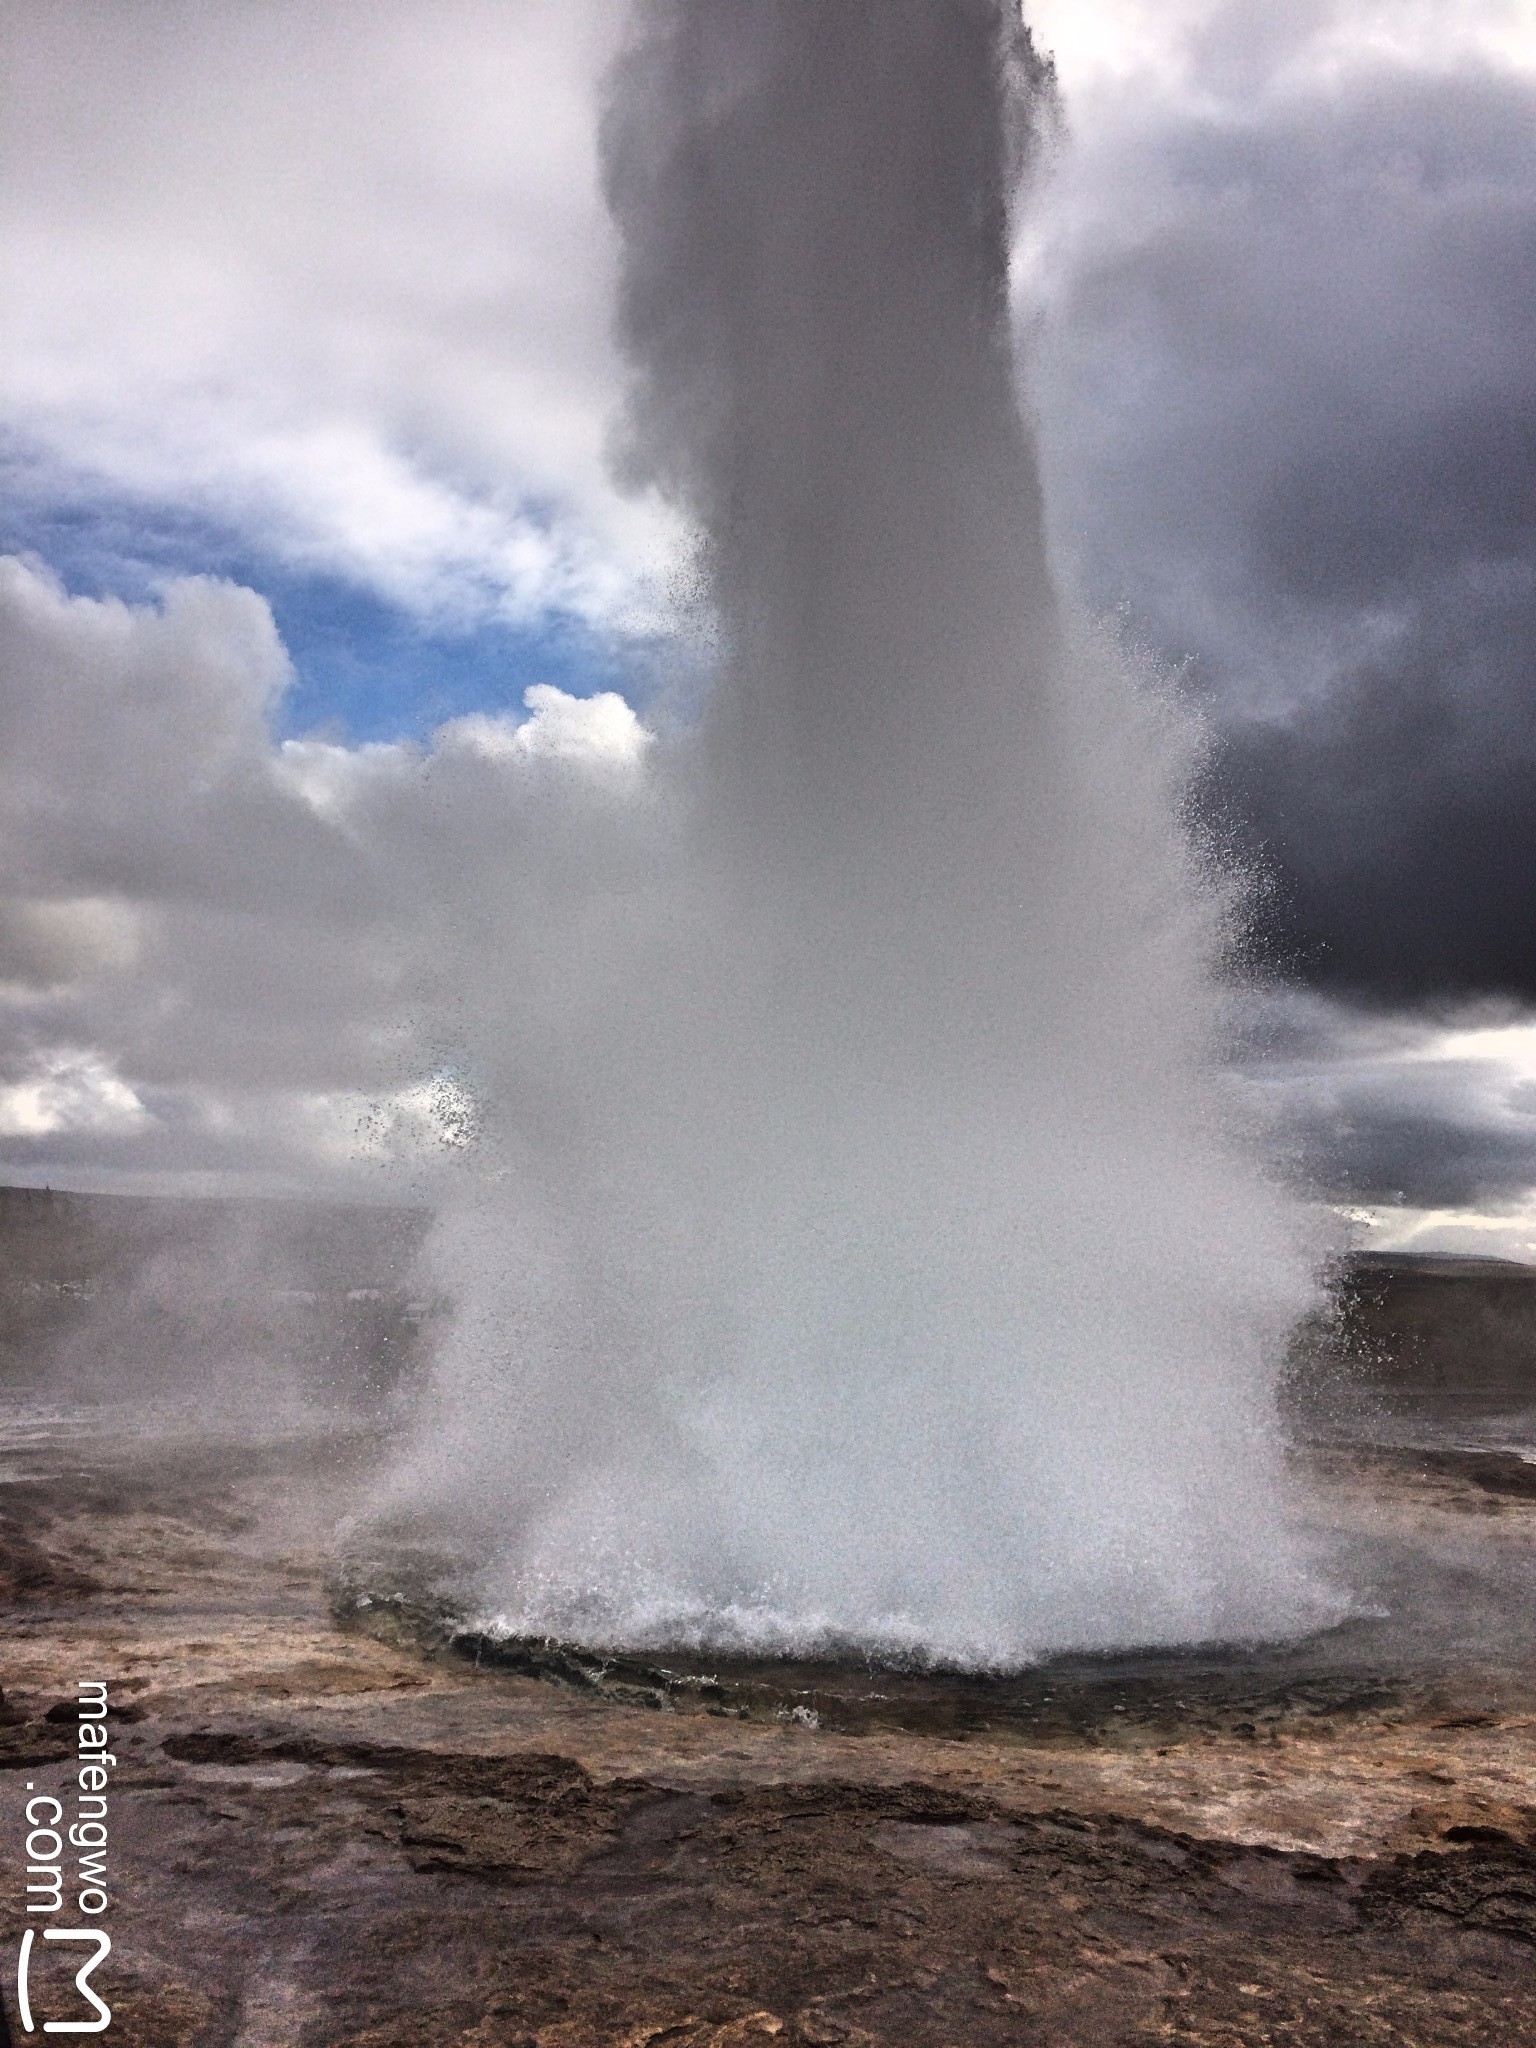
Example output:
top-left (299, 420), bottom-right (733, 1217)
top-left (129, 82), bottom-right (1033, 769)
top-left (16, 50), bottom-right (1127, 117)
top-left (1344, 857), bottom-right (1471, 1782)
top-left (16, 1928), bottom-right (112, 2034)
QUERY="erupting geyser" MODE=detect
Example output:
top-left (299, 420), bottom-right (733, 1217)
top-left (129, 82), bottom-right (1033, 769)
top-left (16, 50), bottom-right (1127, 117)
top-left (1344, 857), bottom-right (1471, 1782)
top-left (379, 0), bottom-right (1338, 1666)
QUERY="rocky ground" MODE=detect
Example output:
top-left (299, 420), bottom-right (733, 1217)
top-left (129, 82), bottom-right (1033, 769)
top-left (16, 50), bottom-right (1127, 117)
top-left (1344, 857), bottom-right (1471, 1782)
top-left (1, 1417), bottom-right (1534, 2047)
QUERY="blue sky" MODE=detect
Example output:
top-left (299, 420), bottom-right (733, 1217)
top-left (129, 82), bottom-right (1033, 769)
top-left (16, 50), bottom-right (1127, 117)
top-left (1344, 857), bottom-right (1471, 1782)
top-left (1, 489), bottom-right (626, 747)
top-left (0, 430), bottom-right (635, 744)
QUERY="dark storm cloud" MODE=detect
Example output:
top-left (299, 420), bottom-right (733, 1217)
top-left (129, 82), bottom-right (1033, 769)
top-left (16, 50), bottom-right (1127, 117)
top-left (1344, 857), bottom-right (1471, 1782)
top-left (1235, 991), bottom-right (1536, 1212)
top-left (1294, 1059), bottom-right (1536, 1210)
top-left (1318, 1101), bottom-right (1536, 1211)
top-left (1038, 59), bottom-right (1536, 1001)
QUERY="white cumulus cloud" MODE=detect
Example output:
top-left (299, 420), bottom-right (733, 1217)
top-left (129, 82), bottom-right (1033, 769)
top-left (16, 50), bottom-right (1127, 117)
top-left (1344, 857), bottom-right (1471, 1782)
top-left (0, 1049), bottom-right (150, 1140)
top-left (0, 0), bottom-right (676, 630)
top-left (0, 552), bottom-right (658, 1191)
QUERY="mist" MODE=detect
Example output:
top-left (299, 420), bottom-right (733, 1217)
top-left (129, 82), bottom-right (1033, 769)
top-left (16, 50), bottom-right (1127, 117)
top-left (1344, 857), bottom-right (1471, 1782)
top-left (358, 0), bottom-right (1342, 1670)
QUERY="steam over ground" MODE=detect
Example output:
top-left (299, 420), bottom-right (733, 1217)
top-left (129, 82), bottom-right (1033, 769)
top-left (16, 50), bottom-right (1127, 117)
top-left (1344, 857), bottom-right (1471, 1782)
top-left (374, 0), bottom-right (1341, 1667)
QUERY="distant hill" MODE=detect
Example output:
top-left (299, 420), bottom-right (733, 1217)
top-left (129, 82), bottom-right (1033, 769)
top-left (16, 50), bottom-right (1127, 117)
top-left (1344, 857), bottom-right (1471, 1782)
top-left (1292, 1246), bottom-right (1536, 1414)
top-left (1350, 1247), bottom-right (1536, 1283)
top-left (0, 1184), bottom-right (437, 1403)
top-left (4, 1187), bottom-right (1534, 1413)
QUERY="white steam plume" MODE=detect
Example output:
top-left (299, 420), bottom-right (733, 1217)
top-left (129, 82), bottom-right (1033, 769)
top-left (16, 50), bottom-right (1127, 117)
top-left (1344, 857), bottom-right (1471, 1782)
top-left (378, 0), bottom-right (1338, 1667)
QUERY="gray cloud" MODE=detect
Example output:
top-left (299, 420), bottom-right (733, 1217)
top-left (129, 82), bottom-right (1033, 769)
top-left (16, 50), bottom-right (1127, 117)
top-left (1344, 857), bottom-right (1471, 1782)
top-left (1237, 992), bottom-right (1536, 1213)
top-left (1035, 48), bottom-right (1536, 1000)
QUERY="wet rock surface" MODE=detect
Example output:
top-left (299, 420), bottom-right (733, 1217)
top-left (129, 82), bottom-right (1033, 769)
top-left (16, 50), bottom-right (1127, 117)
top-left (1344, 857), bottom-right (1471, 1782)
top-left (1, 1420), bottom-right (1534, 2045)
top-left (81, 1737), bottom-right (1536, 2046)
